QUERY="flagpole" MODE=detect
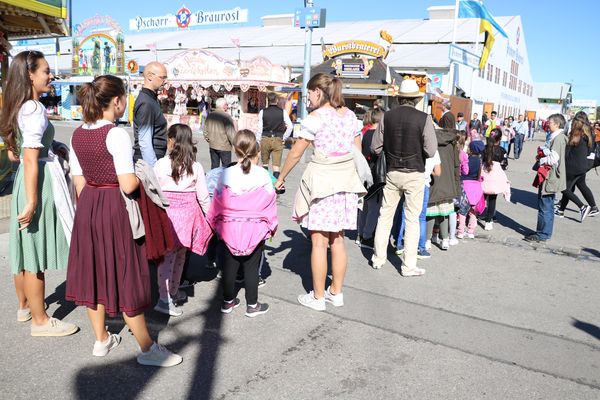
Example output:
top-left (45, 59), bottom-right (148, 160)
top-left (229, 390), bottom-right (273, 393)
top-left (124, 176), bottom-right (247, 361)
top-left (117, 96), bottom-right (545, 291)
top-left (470, 1), bottom-right (481, 107)
top-left (448, 0), bottom-right (460, 96)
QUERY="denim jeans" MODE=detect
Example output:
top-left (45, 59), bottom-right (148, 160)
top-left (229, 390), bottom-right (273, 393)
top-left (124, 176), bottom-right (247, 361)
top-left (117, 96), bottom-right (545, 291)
top-left (500, 140), bottom-right (509, 152)
top-left (396, 185), bottom-right (429, 251)
top-left (513, 134), bottom-right (525, 159)
top-left (536, 191), bottom-right (555, 240)
top-left (209, 148), bottom-right (232, 169)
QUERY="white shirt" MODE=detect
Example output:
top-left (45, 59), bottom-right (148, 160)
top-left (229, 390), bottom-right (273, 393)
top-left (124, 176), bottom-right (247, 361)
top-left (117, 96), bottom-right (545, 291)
top-left (18, 100), bottom-right (47, 150)
top-left (424, 150), bottom-right (441, 187)
top-left (218, 163), bottom-right (274, 195)
top-left (70, 120), bottom-right (135, 176)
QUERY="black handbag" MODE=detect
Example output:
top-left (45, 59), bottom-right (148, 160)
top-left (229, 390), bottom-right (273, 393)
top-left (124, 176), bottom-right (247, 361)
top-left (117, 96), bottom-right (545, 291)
top-left (372, 151), bottom-right (387, 187)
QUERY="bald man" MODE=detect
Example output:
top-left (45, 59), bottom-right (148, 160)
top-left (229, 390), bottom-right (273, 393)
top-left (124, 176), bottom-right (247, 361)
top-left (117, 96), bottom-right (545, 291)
top-left (133, 61), bottom-right (168, 166)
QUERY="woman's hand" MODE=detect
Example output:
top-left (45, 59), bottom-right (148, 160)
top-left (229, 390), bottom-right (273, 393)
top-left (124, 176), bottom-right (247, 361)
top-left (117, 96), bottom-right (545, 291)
top-left (17, 202), bottom-right (36, 231)
top-left (274, 178), bottom-right (285, 190)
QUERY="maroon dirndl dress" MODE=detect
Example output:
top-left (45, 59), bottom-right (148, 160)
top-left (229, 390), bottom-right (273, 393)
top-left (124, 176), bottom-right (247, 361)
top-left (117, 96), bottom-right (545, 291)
top-left (65, 123), bottom-right (151, 317)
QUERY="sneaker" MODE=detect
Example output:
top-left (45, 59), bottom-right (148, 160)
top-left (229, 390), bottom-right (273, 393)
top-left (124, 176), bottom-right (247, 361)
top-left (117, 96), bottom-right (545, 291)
top-left (245, 302), bottom-right (270, 318)
top-left (154, 299), bottom-right (183, 317)
top-left (554, 209), bottom-right (564, 218)
top-left (467, 233), bottom-right (475, 239)
top-left (395, 247), bottom-right (405, 256)
top-left (324, 287), bottom-right (344, 307)
top-left (589, 206), bottom-right (599, 217)
top-left (275, 186), bottom-right (286, 195)
top-left (178, 279), bottom-right (194, 289)
top-left (580, 205), bottom-right (591, 222)
top-left (297, 291), bottom-right (326, 311)
top-left (449, 238), bottom-right (459, 246)
top-left (401, 266), bottom-right (426, 277)
top-left (484, 222), bottom-right (493, 231)
top-left (524, 234), bottom-right (544, 243)
top-left (360, 237), bottom-right (375, 249)
top-left (221, 298), bottom-right (241, 314)
top-left (258, 277), bottom-right (267, 288)
top-left (17, 308), bottom-right (31, 322)
top-left (425, 240), bottom-right (432, 250)
top-left (441, 238), bottom-right (449, 250)
top-left (92, 332), bottom-right (122, 357)
top-left (137, 342), bottom-right (183, 367)
top-left (171, 289), bottom-right (187, 304)
top-left (417, 249), bottom-right (431, 259)
top-left (31, 317), bottom-right (78, 337)
top-left (431, 235), bottom-right (441, 245)
top-left (456, 233), bottom-right (465, 239)
top-left (371, 261), bottom-right (383, 270)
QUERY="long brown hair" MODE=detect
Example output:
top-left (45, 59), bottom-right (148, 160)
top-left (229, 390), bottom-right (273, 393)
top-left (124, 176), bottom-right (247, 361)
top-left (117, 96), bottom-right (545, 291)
top-left (77, 75), bottom-right (125, 124)
top-left (483, 128), bottom-right (503, 172)
top-left (570, 111), bottom-right (593, 148)
top-left (234, 129), bottom-right (259, 174)
top-left (307, 73), bottom-right (344, 109)
top-left (167, 123), bottom-right (197, 183)
top-left (0, 50), bottom-right (46, 154)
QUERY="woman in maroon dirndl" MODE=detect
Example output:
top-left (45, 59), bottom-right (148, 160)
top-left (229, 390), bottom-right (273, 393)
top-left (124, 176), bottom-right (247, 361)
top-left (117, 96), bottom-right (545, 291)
top-left (66, 75), bottom-right (181, 367)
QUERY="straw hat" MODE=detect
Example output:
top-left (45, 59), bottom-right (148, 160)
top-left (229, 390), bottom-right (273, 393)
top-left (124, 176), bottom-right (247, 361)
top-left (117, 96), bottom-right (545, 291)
top-left (398, 79), bottom-right (423, 98)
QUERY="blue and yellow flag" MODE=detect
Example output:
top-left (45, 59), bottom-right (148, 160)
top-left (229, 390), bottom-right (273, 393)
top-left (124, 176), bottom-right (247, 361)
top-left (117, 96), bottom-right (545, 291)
top-left (458, 1), bottom-right (508, 69)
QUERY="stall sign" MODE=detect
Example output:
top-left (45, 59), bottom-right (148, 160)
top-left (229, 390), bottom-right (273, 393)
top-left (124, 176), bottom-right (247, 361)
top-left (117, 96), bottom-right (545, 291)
top-left (130, 6), bottom-right (249, 31)
top-left (323, 40), bottom-right (386, 59)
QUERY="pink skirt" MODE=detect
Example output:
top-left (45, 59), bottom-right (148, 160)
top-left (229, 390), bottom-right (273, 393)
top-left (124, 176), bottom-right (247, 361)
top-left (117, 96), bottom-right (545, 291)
top-left (164, 191), bottom-right (213, 255)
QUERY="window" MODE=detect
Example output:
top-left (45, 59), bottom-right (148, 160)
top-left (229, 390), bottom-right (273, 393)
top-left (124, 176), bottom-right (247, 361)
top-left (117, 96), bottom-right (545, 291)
top-left (518, 80), bottom-right (522, 93)
top-left (502, 71), bottom-right (508, 87)
top-left (495, 67), bottom-right (500, 84)
top-left (487, 64), bottom-right (493, 81)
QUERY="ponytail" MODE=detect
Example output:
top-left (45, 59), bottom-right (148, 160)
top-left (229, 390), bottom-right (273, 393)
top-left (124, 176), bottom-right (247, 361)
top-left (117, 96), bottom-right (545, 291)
top-left (328, 77), bottom-right (344, 108)
top-left (233, 129), bottom-right (259, 175)
top-left (77, 75), bottom-right (126, 124)
top-left (78, 83), bottom-right (103, 123)
top-left (307, 73), bottom-right (346, 109)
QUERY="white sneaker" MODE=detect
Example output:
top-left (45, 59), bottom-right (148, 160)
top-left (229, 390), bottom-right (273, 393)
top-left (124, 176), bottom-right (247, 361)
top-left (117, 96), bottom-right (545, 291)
top-left (154, 299), bottom-right (183, 317)
top-left (467, 233), bottom-right (475, 239)
top-left (401, 266), bottom-right (426, 277)
top-left (92, 332), bottom-right (122, 357)
top-left (298, 291), bottom-right (326, 311)
top-left (425, 240), bottom-right (432, 250)
top-left (456, 233), bottom-right (465, 239)
top-left (441, 238), bottom-right (449, 250)
top-left (137, 342), bottom-right (183, 367)
top-left (449, 238), bottom-right (459, 246)
top-left (484, 222), bottom-right (493, 231)
top-left (324, 287), bottom-right (344, 307)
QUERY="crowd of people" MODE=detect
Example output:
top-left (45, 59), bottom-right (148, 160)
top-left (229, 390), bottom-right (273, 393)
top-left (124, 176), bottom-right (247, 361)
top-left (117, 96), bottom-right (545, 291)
top-left (2, 51), bottom-right (599, 369)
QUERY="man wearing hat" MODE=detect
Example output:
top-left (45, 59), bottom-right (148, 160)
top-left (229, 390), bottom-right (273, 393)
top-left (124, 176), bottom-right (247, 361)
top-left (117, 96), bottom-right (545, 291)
top-left (370, 79), bottom-right (438, 276)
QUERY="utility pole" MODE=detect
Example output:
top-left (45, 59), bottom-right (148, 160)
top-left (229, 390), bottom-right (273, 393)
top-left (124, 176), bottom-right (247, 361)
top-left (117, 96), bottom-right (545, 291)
top-left (299, 0), bottom-right (314, 120)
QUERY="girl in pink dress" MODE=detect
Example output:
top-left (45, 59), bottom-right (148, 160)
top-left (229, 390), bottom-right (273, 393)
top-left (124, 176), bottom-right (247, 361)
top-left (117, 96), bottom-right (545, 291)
top-left (275, 73), bottom-right (365, 311)
top-left (153, 123), bottom-right (212, 316)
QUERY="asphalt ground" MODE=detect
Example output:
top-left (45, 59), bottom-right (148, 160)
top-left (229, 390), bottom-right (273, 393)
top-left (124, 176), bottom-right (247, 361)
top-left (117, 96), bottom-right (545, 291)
top-left (0, 121), bottom-right (598, 399)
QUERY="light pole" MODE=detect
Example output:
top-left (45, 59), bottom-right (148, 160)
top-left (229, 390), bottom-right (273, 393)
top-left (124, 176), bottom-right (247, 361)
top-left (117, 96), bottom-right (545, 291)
top-left (299, 0), bottom-right (314, 120)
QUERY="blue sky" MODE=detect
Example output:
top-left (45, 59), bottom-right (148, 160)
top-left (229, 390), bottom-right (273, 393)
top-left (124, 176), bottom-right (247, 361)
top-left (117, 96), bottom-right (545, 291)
top-left (70, 0), bottom-right (599, 103)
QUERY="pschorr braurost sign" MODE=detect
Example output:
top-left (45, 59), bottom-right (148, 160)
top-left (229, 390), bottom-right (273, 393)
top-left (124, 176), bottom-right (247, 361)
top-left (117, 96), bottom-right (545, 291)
top-left (129, 6), bottom-right (249, 31)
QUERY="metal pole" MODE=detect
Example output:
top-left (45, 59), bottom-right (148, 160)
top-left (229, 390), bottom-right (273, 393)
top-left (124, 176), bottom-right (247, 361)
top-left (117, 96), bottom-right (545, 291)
top-left (300, 0), bottom-right (314, 120)
top-left (448, 0), bottom-right (460, 95)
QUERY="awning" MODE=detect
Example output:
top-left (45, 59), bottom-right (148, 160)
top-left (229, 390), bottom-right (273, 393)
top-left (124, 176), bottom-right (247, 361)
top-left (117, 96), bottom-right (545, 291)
top-left (0, 0), bottom-right (70, 39)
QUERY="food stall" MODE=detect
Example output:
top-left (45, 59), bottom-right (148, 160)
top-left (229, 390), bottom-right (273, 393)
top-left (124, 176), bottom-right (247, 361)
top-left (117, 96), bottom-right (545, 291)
top-left (129, 49), bottom-right (295, 132)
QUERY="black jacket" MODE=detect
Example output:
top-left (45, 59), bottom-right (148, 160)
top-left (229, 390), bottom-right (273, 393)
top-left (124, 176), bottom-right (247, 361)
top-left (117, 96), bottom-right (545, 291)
top-left (428, 128), bottom-right (461, 204)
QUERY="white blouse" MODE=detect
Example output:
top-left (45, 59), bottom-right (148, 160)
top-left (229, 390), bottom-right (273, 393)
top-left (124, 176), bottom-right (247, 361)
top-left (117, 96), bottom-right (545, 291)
top-left (69, 120), bottom-right (135, 176)
top-left (18, 100), bottom-right (47, 149)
